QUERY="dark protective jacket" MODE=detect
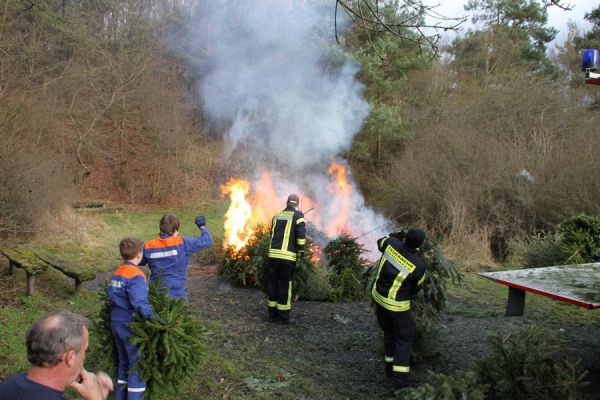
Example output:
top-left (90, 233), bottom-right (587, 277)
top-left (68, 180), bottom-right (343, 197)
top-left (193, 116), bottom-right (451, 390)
top-left (268, 206), bottom-right (306, 262)
top-left (371, 235), bottom-right (426, 312)
top-left (141, 227), bottom-right (213, 299)
top-left (109, 262), bottom-right (154, 322)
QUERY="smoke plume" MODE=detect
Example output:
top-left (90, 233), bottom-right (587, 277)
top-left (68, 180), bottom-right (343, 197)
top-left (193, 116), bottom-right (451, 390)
top-left (181, 0), bottom-right (392, 257)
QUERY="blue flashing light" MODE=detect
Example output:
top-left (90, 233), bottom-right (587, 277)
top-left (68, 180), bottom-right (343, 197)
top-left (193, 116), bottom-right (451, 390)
top-left (582, 49), bottom-right (599, 71)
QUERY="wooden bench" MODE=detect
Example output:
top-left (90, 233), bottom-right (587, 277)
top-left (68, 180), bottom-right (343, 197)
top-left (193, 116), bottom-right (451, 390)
top-left (1, 247), bottom-right (49, 295)
top-left (479, 263), bottom-right (600, 316)
top-left (1, 247), bottom-right (97, 294)
top-left (35, 250), bottom-right (97, 292)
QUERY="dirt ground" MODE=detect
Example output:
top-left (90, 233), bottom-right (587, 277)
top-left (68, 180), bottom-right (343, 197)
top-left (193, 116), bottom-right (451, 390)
top-left (183, 263), bottom-right (600, 399)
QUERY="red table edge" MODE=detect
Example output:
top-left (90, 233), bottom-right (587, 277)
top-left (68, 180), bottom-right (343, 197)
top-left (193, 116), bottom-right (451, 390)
top-left (479, 274), bottom-right (600, 310)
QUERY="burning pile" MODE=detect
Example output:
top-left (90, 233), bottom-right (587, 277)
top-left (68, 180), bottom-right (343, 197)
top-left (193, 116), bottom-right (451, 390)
top-left (218, 162), bottom-right (375, 301)
top-left (220, 162), bottom-right (357, 255)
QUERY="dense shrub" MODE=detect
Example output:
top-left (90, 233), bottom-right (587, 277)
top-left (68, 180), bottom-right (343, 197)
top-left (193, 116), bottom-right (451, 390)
top-left (558, 214), bottom-right (600, 264)
top-left (512, 214), bottom-right (600, 267)
top-left (512, 232), bottom-right (566, 268)
top-left (324, 234), bottom-right (372, 302)
top-left (473, 326), bottom-right (588, 400)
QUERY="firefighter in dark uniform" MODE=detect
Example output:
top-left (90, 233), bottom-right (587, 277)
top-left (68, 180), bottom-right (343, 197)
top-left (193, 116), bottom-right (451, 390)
top-left (372, 228), bottom-right (426, 393)
top-left (267, 194), bottom-right (306, 323)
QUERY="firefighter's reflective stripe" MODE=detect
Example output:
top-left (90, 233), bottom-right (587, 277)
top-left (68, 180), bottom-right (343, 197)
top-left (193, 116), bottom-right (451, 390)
top-left (117, 380), bottom-right (127, 384)
top-left (385, 356), bottom-right (394, 362)
top-left (282, 215), bottom-right (293, 252)
top-left (385, 246), bottom-right (416, 300)
top-left (267, 300), bottom-right (277, 308)
top-left (296, 217), bottom-right (305, 224)
top-left (128, 387), bottom-right (146, 392)
top-left (148, 249), bottom-right (178, 259)
top-left (297, 238), bottom-right (306, 245)
top-left (268, 248), bottom-right (297, 261)
top-left (276, 213), bottom-right (294, 220)
top-left (277, 281), bottom-right (292, 311)
top-left (393, 365), bottom-right (410, 373)
top-left (377, 236), bottom-right (389, 251)
top-left (372, 288), bottom-right (411, 311)
top-left (418, 273), bottom-right (426, 285)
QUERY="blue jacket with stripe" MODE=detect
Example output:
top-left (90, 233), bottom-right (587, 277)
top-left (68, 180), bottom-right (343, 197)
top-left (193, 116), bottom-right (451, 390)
top-left (109, 262), bottom-right (154, 323)
top-left (141, 227), bottom-right (213, 299)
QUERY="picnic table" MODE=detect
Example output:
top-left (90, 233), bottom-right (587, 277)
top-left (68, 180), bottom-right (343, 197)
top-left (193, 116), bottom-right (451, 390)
top-left (479, 263), bottom-right (600, 316)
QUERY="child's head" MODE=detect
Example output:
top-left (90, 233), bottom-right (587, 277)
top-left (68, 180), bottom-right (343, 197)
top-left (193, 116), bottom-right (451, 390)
top-left (159, 214), bottom-right (180, 236)
top-left (120, 237), bottom-right (144, 261)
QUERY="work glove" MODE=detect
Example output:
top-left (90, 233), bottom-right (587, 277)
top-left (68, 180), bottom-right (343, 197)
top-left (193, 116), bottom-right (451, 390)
top-left (195, 215), bottom-right (206, 228)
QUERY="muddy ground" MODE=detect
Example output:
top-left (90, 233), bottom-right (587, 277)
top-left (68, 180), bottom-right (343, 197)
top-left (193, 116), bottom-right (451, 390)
top-left (182, 263), bottom-right (600, 399)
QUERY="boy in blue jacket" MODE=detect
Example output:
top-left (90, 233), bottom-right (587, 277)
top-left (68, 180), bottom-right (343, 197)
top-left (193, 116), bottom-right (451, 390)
top-left (142, 214), bottom-right (213, 300)
top-left (109, 237), bottom-right (155, 400)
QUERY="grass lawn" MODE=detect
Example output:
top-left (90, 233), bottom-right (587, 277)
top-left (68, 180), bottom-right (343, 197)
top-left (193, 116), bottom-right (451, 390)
top-left (0, 203), bottom-right (226, 389)
top-left (2, 205), bottom-right (600, 399)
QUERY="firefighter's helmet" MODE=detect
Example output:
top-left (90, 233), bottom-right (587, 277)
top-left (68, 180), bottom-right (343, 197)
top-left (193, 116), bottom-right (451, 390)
top-left (287, 194), bottom-right (299, 208)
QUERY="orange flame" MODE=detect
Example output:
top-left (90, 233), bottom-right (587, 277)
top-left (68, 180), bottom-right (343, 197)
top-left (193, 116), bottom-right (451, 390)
top-left (326, 162), bottom-right (351, 236)
top-left (221, 163), bottom-right (354, 257)
top-left (250, 170), bottom-right (279, 224)
top-left (221, 179), bottom-right (253, 251)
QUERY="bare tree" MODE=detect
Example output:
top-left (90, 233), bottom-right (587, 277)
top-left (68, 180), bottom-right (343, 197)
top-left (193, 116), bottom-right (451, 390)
top-left (336, 0), bottom-right (466, 58)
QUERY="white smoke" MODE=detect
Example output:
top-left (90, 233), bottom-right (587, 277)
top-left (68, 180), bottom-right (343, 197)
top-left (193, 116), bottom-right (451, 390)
top-left (181, 0), bottom-right (392, 258)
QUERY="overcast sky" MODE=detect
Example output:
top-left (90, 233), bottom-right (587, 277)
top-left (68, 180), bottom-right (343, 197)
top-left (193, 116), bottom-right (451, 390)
top-left (423, 0), bottom-right (596, 48)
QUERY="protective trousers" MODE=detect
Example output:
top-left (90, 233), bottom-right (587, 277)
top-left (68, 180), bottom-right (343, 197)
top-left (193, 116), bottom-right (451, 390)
top-left (266, 258), bottom-right (295, 321)
top-left (112, 323), bottom-right (146, 400)
top-left (375, 304), bottom-right (415, 389)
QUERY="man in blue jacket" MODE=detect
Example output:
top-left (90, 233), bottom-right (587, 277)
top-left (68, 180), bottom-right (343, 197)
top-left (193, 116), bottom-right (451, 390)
top-left (142, 214), bottom-right (213, 300)
top-left (109, 237), bottom-right (155, 400)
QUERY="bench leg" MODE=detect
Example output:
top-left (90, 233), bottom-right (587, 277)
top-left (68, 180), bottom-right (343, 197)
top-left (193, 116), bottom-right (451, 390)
top-left (74, 279), bottom-right (82, 292)
top-left (505, 287), bottom-right (525, 317)
top-left (26, 273), bottom-right (35, 296)
top-left (9, 261), bottom-right (16, 275)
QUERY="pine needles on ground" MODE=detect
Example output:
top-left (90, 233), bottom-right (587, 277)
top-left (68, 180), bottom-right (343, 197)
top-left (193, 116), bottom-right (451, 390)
top-left (473, 325), bottom-right (588, 400)
top-left (403, 325), bottom-right (587, 400)
top-left (402, 370), bottom-right (486, 400)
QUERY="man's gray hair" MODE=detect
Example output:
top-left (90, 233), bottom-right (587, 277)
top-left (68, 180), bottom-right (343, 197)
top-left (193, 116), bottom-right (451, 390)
top-left (26, 310), bottom-right (90, 367)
